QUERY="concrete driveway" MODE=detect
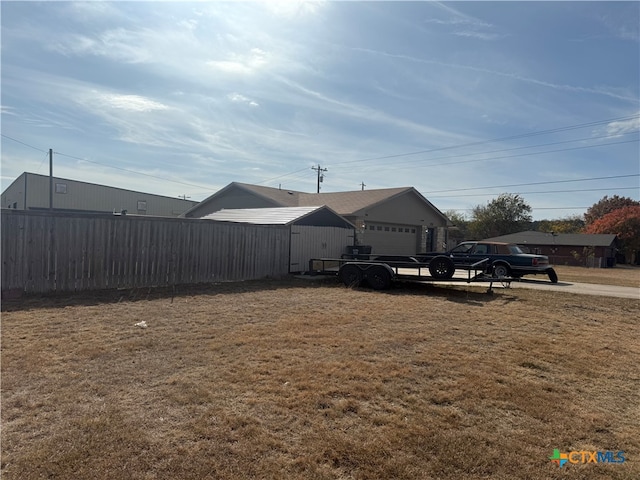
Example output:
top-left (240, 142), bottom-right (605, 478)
top-left (429, 273), bottom-right (639, 299)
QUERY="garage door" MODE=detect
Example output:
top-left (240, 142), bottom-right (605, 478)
top-left (363, 223), bottom-right (420, 255)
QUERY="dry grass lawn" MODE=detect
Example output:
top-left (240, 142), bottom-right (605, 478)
top-left (553, 265), bottom-right (640, 288)
top-left (2, 274), bottom-right (639, 479)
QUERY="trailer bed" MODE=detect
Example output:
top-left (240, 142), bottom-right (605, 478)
top-left (308, 257), bottom-right (513, 293)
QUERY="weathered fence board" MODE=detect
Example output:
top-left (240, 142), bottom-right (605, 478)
top-left (1, 210), bottom-right (290, 294)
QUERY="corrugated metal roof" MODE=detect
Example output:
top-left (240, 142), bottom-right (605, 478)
top-left (485, 230), bottom-right (618, 247)
top-left (202, 206), bottom-right (341, 225)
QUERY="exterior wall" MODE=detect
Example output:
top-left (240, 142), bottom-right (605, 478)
top-left (1, 173), bottom-right (27, 210)
top-left (348, 191), bottom-right (447, 255)
top-left (519, 244), bottom-right (616, 267)
top-left (359, 190), bottom-right (446, 228)
top-left (1, 173), bottom-right (197, 217)
top-left (289, 225), bottom-right (355, 272)
top-left (185, 187), bottom-right (280, 218)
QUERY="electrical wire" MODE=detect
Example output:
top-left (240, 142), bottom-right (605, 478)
top-left (1, 133), bottom-right (47, 153)
top-left (3, 113), bottom-right (639, 195)
top-left (428, 186), bottom-right (639, 199)
top-left (423, 174), bottom-right (640, 194)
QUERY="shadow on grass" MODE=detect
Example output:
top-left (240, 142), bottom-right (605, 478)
top-left (1, 274), bottom-right (522, 312)
top-left (368, 281), bottom-right (519, 306)
top-left (1, 275), bottom-right (343, 312)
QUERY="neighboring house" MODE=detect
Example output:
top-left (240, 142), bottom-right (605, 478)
top-left (1, 172), bottom-right (197, 217)
top-left (484, 230), bottom-right (619, 267)
top-left (203, 206), bottom-right (355, 273)
top-left (184, 182), bottom-right (451, 255)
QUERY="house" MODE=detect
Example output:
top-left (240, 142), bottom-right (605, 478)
top-left (203, 206), bottom-right (355, 273)
top-left (1, 172), bottom-right (198, 217)
top-left (484, 230), bottom-right (620, 267)
top-left (183, 182), bottom-right (451, 255)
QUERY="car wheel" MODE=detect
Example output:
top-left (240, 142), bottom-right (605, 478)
top-left (339, 264), bottom-right (363, 287)
top-left (428, 256), bottom-right (455, 280)
top-left (547, 268), bottom-right (558, 284)
top-left (366, 266), bottom-right (392, 290)
top-left (493, 263), bottom-right (510, 278)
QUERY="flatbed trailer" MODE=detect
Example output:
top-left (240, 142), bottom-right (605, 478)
top-left (308, 255), bottom-right (513, 293)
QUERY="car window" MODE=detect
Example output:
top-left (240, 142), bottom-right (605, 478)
top-left (450, 243), bottom-right (474, 254)
top-left (473, 244), bottom-right (489, 255)
top-left (508, 245), bottom-right (524, 254)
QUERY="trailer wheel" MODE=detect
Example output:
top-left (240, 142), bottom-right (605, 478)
top-left (547, 268), bottom-right (558, 284)
top-left (428, 256), bottom-right (455, 280)
top-left (339, 264), bottom-right (363, 288)
top-left (366, 266), bottom-right (392, 290)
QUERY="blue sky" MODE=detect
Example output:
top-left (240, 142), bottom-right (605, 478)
top-left (2, 1), bottom-right (639, 220)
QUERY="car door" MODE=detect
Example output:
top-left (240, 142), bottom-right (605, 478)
top-left (468, 243), bottom-right (491, 268)
top-left (448, 242), bottom-right (475, 267)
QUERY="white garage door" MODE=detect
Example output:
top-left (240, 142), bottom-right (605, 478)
top-left (363, 223), bottom-right (420, 255)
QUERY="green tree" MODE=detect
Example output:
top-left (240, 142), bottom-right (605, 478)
top-left (534, 215), bottom-right (585, 234)
top-left (468, 194), bottom-right (532, 239)
top-left (584, 195), bottom-right (640, 225)
top-left (444, 210), bottom-right (469, 244)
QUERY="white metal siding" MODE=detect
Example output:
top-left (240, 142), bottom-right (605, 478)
top-left (289, 225), bottom-right (354, 272)
top-left (6, 173), bottom-right (197, 216)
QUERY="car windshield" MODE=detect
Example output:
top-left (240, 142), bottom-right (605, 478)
top-left (508, 245), bottom-right (524, 254)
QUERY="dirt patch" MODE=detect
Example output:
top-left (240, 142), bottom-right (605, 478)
top-left (2, 278), bottom-right (639, 479)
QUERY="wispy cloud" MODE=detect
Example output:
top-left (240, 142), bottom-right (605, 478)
top-left (348, 46), bottom-right (637, 103)
top-left (227, 93), bottom-right (259, 107)
top-left (89, 92), bottom-right (170, 112)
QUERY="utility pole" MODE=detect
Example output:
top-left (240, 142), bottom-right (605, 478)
top-left (360, 181), bottom-right (366, 191)
top-left (49, 148), bottom-right (53, 210)
top-left (311, 164), bottom-right (327, 193)
top-left (178, 194), bottom-right (191, 200)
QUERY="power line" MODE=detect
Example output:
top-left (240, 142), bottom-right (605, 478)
top-left (328, 114), bottom-right (640, 166)
top-left (332, 132), bottom-right (639, 172)
top-left (256, 114), bottom-right (639, 184)
top-left (423, 174), bottom-right (640, 194)
top-left (1, 133), bottom-right (48, 153)
top-left (428, 186), bottom-right (639, 199)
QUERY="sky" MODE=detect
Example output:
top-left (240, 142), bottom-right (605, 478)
top-left (2, 1), bottom-right (639, 221)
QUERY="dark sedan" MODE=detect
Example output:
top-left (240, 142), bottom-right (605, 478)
top-left (417, 241), bottom-right (558, 283)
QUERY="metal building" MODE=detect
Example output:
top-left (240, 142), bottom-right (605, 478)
top-left (203, 206), bottom-right (356, 273)
top-left (1, 172), bottom-right (197, 217)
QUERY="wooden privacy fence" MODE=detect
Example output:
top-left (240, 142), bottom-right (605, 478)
top-left (1, 210), bottom-right (290, 294)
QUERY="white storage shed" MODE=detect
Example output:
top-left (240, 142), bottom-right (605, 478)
top-left (202, 206), bottom-right (355, 273)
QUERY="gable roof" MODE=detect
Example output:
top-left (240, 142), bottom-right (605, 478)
top-left (485, 230), bottom-right (618, 247)
top-left (184, 182), bottom-right (449, 223)
top-left (201, 206), bottom-right (355, 228)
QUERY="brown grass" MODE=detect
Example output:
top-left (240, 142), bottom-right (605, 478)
top-left (553, 265), bottom-right (640, 288)
top-left (2, 277), bottom-right (639, 479)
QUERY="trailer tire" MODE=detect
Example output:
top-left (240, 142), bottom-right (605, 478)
top-left (428, 256), bottom-right (455, 280)
top-left (366, 266), bottom-right (392, 290)
top-left (547, 268), bottom-right (558, 284)
top-left (339, 264), bottom-right (363, 288)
